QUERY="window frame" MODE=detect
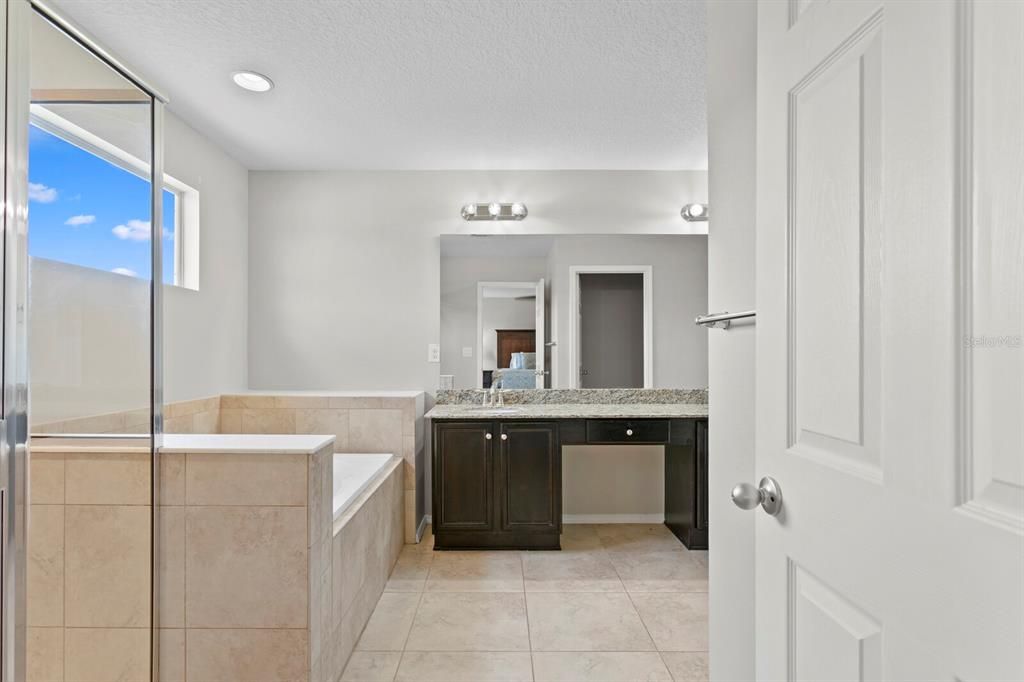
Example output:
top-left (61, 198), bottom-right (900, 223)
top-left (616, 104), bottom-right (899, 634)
top-left (28, 103), bottom-right (198, 289)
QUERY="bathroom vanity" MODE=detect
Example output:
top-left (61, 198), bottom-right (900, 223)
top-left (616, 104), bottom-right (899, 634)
top-left (427, 391), bottom-right (708, 551)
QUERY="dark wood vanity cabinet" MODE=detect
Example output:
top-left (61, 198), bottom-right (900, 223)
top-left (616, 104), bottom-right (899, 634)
top-left (432, 416), bottom-right (708, 551)
top-left (664, 419), bottom-right (708, 549)
top-left (432, 420), bottom-right (561, 550)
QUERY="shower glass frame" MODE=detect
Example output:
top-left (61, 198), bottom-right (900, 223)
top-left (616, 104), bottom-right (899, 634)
top-left (3, 1), bottom-right (168, 679)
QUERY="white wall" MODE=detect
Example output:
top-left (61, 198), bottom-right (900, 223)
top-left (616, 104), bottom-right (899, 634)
top-left (30, 259), bottom-right (151, 424)
top-left (162, 113), bottom-right (249, 403)
top-left (28, 111), bottom-right (248, 424)
top-left (707, 0), bottom-right (757, 678)
top-left (247, 171), bottom-right (707, 393)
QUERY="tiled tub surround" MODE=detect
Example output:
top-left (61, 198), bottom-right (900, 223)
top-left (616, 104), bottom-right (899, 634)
top-left (26, 434), bottom-right (408, 682)
top-left (33, 391), bottom-right (426, 542)
top-left (328, 455), bottom-right (405, 682)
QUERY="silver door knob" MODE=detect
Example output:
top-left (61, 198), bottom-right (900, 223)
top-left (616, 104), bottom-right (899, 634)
top-left (501, 433), bottom-right (508, 441)
top-left (626, 428), bottom-right (634, 436)
top-left (731, 476), bottom-right (783, 516)
top-left (485, 433), bottom-right (492, 440)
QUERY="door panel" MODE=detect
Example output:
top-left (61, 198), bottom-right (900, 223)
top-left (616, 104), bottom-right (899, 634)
top-left (757, 1), bottom-right (1023, 679)
top-left (964, 0), bottom-right (1024, 532)
top-left (434, 423), bottom-right (494, 531)
top-left (790, 563), bottom-right (882, 681)
top-left (498, 422), bottom-right (559, 531)
top-left (789, 19), bottom-right (882, 480)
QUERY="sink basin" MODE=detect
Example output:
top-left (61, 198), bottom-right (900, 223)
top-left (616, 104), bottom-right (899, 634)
top-left (487, 407), bottom-right (521, 415)
top-left (465, 406), bottom-right (521, 415)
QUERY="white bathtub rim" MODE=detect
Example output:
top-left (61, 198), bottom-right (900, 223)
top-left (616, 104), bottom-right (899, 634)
top-left (333, 452), bottom-right (394, 519)
top-left (332, 454), bottom-right (401, 536)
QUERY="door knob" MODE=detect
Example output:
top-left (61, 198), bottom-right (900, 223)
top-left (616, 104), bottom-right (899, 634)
top-left (731, 476), bottom-right (783, 516)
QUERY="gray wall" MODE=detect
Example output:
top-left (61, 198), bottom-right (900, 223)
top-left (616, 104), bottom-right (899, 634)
top-left (247, 171), bottom-right (707, 393)
top-left (579, 273), bottom-right (645, 388)
top-left (547, 235), bottom-right (709, 390)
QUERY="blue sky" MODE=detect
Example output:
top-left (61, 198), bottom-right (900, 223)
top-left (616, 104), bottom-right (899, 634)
top-left (28, 124), bottom-right (174, 284)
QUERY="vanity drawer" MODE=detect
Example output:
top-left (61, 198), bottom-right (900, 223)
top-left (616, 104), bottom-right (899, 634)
top-left (586, 419), bottom-right (670, 444)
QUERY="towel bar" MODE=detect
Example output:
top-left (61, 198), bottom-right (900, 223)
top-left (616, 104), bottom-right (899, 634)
top-left (695, 310), bottom-right (756, 329)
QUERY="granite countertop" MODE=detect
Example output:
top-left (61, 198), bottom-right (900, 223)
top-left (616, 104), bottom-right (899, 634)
top-left (426, 402), bottom-right (708, 420)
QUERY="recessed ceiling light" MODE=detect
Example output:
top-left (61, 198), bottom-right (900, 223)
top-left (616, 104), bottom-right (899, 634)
top-left (232, 71), bottom-right (274, 92)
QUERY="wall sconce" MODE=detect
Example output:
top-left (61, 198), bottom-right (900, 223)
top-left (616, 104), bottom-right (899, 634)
top-left (461, 202), bottom-right (528, 221)
top-left (681, 203), bottom-right (709, 222)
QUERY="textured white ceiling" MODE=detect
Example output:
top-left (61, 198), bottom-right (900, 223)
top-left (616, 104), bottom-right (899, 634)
top-left (49, 0), bottom-right (707, 171)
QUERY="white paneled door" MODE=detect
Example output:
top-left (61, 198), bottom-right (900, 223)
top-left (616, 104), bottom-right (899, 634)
top-left (755, 0), bottom-right (1023, 679)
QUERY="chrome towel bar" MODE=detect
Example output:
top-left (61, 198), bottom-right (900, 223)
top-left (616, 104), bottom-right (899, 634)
top-left (695, 310), bottom-right (756, 329)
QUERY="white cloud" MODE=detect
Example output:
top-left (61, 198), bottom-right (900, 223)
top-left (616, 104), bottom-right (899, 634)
top-left (111, 219), bottom-right (171, 242)
top-left (29, 182), bottom-right (57, 203)
top-left (111, 267), bottom-right (137, 277)
top-left (64, 214), bottom-right (96, 226)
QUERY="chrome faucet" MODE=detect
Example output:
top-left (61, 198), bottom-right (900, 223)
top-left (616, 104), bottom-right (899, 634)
top-left (483, 377), bottom-right (504, 408)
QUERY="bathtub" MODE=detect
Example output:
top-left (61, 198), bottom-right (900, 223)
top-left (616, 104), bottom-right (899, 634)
top-left (333, 453), bottom-right (396, 520)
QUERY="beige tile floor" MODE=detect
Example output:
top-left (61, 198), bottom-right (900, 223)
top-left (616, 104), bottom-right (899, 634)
top-left (341, 524), bottom-right (709, 682)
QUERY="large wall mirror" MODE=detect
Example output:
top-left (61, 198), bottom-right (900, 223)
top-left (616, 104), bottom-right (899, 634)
top-left (440, 234), bottom-right (709, 390)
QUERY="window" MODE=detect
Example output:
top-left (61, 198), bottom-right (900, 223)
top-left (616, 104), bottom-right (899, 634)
top-left (27, 105), bottom-right (198, 288)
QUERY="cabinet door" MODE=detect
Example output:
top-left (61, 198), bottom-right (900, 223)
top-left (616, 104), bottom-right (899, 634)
top-left (497, 422), bottom-right (560, 532)
top-left (434, 422), bottom-right (495, 531)
top-left (695, 419), bottom-right (708, 531)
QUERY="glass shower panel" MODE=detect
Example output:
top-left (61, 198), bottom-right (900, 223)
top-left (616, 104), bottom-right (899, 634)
top-left (26, 9), bottom-right (155, 680)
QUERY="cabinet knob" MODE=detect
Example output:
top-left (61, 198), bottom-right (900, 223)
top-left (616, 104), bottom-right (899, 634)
top-left (501, 433), bottom-right (508, 440)
top-left (626, 428), bottom-right (634, 436)
top-left (485, 433), bottom-right (492, 440)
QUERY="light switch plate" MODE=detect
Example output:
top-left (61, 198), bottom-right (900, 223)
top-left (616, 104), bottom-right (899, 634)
top-left (427, 343), bottom-right (440, 363)
top-left (462, 346), bottom-right (473, 358)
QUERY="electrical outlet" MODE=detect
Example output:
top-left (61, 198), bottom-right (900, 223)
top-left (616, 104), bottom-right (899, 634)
top-left (462, 346), bottom-right (473, 358)
top-left (427, 343), bottom-right (440, 363)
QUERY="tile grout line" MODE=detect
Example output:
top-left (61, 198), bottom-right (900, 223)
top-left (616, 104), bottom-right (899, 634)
top-left (607, 532), bottom-right (669, 663)
top-left (347, 542), bottom-right (430, 681)
top-left (521, 552), bottom-right (537, 682)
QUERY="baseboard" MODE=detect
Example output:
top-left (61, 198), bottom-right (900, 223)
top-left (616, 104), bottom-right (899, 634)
top-left (417, 515), bottom-right (430, 542)
top-left (562, 513), bottom-right (665, 524)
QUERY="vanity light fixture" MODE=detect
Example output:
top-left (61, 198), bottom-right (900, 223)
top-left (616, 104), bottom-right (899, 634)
top-left (461, 202), bottom-right (529, 221)
top-left (232, 70), bottom-right (274, 92)
top-left (681, 203), bottom-right (709, 222)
